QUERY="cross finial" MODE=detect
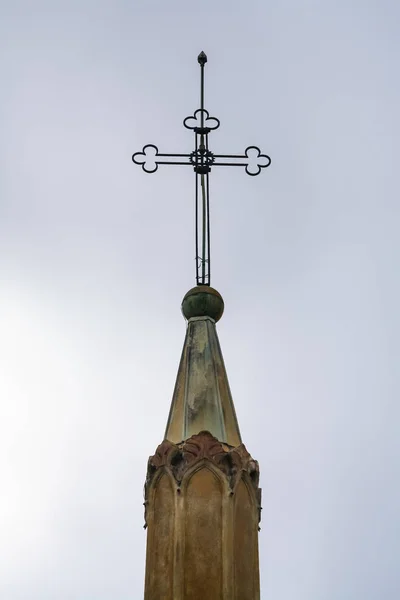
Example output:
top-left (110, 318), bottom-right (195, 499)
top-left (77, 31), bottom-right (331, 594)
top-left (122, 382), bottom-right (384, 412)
top-left (197, 51), bottom-right (207, 65)
top-left (132, 53), bottom-right (271, 286)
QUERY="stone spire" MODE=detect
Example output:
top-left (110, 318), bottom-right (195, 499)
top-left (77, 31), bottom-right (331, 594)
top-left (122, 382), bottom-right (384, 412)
top-left (143, 286), bottom-right (262, 600)
top-left (165, 286), bottom-right (242, 446)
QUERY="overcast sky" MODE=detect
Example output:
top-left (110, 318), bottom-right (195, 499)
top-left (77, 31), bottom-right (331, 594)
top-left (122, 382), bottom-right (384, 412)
top-left (1, 1), bottom-right (399, 598)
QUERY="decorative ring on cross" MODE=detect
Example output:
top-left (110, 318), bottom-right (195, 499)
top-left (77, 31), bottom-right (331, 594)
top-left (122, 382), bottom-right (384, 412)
top-left (190, 149), bottom-right (214, 166)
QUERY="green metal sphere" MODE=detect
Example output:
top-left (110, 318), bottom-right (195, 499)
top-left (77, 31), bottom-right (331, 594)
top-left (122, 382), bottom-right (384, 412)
top-left (181, 286), bottom-right (224, 322)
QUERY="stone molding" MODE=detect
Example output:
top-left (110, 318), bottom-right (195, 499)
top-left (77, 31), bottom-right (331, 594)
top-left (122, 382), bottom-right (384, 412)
top-left (145, 430), bottom-right (261, 524)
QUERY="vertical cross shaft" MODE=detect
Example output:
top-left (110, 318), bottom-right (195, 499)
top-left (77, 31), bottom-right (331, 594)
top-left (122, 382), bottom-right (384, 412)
top-left (197, 51), bottom-right (210, 285)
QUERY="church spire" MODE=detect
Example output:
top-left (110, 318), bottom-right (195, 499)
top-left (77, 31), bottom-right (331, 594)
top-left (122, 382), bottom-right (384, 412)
top-left (132, 52), bottom-right (270, 600)
top-left (165, 285), bottom-right (242, 446)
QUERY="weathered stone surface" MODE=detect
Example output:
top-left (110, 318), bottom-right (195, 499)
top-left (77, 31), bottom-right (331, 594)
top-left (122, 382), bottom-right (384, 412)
top-left (144, 474), bottom-right (174, 598)
top-left (144, 431), bottom-right (261, 600)
top-left (184, 468), bottom-right (223, 598)
top-left (164, 315), bottom-right (242, 447)
top-left (145, 431), bottom-right (260, 502)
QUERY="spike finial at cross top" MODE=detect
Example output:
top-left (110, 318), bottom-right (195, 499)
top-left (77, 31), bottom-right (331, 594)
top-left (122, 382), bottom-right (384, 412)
top-left (132, 51), bottom-right (271, 286)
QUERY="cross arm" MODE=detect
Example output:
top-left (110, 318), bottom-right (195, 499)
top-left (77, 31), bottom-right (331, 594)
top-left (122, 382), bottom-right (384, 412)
top-left (132, 144), bottom-right (193, 173)
top-left (213, 146), bottom-right (271, 176)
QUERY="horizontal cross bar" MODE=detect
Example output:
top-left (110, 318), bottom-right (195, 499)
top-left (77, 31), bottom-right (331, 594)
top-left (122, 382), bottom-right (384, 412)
top-left (132, 144), bottom-right (271, 175)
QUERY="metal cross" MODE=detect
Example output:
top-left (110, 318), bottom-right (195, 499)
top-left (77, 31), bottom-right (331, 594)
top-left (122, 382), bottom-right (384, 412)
top-left (132, 51), bottom-right (271, 286)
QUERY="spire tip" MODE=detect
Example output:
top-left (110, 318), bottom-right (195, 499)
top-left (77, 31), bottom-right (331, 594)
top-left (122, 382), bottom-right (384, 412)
top-left (197, 51), bottom-right (207, 66)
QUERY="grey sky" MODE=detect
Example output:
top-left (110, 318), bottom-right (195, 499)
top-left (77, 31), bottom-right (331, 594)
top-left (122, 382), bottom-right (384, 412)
top-left (1, 1), bottom-right (399, 598)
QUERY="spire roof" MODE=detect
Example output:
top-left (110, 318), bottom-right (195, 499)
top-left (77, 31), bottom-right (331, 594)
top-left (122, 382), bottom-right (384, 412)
top-left (165, 286), bottom-right (242, 447)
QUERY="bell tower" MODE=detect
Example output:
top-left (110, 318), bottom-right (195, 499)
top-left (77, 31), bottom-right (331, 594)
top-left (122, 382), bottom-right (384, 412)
top-left (132, 52), bottom-right (271, 600)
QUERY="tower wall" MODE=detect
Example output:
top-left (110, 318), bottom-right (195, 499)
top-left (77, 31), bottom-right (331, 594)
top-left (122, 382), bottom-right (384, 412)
top-left (144, 431), bottom-right (261, 600)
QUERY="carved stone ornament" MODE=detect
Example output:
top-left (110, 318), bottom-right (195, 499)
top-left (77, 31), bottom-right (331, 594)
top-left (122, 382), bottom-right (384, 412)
top-left (145, 431), bottom-right (261, 523)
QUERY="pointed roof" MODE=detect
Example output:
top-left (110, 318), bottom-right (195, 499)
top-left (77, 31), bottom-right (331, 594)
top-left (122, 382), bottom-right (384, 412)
top-left (165, 287), bottom-right (242, 447)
